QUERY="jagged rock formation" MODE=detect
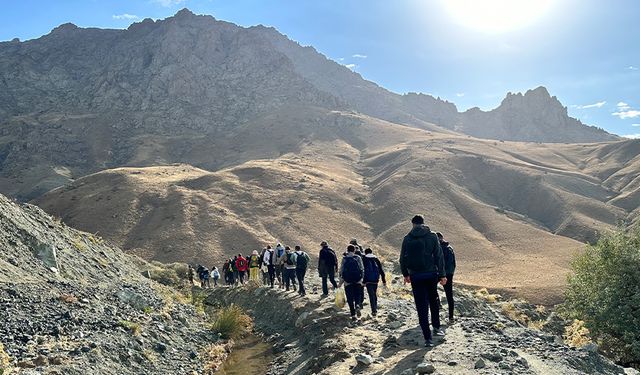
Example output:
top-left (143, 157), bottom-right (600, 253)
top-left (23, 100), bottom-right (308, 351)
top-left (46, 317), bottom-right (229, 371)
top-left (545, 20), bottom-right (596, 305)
top-left (0, 9), bottom-right (617, 201)
top-left (0, 193), bottom-right (216, 374)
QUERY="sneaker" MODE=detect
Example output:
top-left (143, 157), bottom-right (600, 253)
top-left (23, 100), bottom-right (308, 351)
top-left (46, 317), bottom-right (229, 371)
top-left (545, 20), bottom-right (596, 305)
top-left (433, 328), bottom-right (445, 337)
top-left (356, 308), bottom-right (362, 318)
top-left (372, 311), bottom-right (377, 317)
top-left (424, 339), bottom-right (434, 347)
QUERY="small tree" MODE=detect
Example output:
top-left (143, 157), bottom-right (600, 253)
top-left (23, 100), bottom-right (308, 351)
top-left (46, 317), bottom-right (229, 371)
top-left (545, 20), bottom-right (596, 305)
top-left (563, 226), bottom-right (640, 368)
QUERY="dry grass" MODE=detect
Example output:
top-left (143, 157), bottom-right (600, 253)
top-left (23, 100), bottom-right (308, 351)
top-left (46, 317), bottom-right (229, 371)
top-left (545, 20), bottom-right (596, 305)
top-left (203, 342), bottom-right (232, 374)
top-left (0, 343), bottom-right (11, 372)
top-left (118, 320), bottom-right (141, 336)
top-left (58, 294), bottom-right (78, 304)
top-left (475, 288), bottom-right (501, 303)
top-left (209, 304), bottom-right (252, 340)
top-left (564, 319), bottom-right (592, 348)
top-left (72, 237), bottom-right (87, 252)
top-left (142, 349), bottom-right (157, 363)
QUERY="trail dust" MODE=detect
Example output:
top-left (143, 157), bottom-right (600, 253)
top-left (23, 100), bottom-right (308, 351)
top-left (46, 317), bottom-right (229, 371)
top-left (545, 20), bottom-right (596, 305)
top-left (218, 334), bottom-right (273, 375)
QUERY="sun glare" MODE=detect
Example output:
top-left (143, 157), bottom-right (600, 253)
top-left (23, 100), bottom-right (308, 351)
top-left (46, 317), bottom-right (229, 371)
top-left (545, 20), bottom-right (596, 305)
top-left (443, 0), bottom-right (554, 33)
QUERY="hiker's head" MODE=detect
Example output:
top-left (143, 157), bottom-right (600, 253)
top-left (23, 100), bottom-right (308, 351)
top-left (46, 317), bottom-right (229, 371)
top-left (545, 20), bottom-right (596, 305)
top-left (252, 250), bottom-right (259, 255)
top-left (347, 245), bottom-right (356, 253)
top-left (411, 215), bottom-right (425, 227)
top-left (285, 246), bottom-right (291, 250)
top-left (350, 238), bottom-right (358, 245)
top-left (436, 232), bottom-right (444, 240)
top-left (238, 253), bottom-right (242, 257)
top-left (277, 243), bottom-right (281, 247)
top-left (320, 241), bottom-right (328, 247)
top-left (364, 248), bottom-right (373, 254)
top-left (267, 245), bottom-right (272, 249)
top-left (295, 245), bottom-right (301, 251)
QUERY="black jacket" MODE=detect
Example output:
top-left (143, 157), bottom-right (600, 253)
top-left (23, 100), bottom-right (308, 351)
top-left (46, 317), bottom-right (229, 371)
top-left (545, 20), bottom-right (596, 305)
top-left (318, 246), bottom-right (338, 275)
top-left (440, 240), bottom-right (456, 275)
top-left (400, 225), bottom-right (445, 278)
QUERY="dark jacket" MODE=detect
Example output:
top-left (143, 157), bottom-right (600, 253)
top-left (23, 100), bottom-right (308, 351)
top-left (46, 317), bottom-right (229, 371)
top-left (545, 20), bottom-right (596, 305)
top-left (318, 246), bottom-right (338, 275)
top-left (440, 240), bottom-right (456, 275)
top-left (363, 254), bottom-right (387, 284)
top-left (400, 225), bottom-right (445, 279)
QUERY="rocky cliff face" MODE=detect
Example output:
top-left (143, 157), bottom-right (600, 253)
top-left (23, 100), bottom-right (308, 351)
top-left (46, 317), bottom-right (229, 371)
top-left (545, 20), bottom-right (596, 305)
top-left (0, 193), bottom-right (217, 374)
top-left (0, 9), bottom-right (617, 200)
top-left (457, 87), bottom-right (617, 143)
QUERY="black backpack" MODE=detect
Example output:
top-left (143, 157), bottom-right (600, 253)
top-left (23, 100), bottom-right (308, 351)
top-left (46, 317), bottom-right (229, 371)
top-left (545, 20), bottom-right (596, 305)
top-left (342, 256), bottom-right (362, 283)
top-left (296, 252), bottom-right (309, 269)
top-left (286, 253), bottom-right (295, 266)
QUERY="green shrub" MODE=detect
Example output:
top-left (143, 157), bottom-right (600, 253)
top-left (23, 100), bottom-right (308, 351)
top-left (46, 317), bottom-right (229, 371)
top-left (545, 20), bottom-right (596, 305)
top-left (209, 304), bottom-right (252, 340)
top-left (118, 320), bottom-right (141, 336)
top-left (146, 262), bottom-right (188, 288)
top-left (563, 226), bottom-right (640, 368)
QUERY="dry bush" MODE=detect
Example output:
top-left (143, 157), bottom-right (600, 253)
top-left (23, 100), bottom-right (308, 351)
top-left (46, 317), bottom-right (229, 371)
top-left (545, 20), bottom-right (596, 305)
top-left (203, 342), bottom-right (232, 374)
top-left (564, 319), bottom-right (592, 348)
top-left (58, 294), bottom-right (78, 304)
top-left (118, 320), bottom-right (141, 336)
top-left (209, 304), bottom-right (252, 340)
top-left (0, 343), bottom-right (11, 371)
top-left (475, 288), bottom-right (501, 303)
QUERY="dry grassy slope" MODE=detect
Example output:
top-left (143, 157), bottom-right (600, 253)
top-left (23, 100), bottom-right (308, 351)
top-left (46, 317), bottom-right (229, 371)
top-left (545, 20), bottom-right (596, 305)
top-left (35, 114), bottom-right (640, 304)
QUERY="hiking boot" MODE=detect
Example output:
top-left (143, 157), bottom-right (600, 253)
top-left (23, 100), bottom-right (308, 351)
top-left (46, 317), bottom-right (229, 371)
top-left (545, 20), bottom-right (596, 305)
top-left (448, 318), bottom-right (455, 325)
top-left (371, 311), bottom-right (377, 317)
top-left (356, 308), bottom-right (362, 318)
top-left (351, 316), bottom-right (357, 321)
top-left (433, 328), bottom-right (445, 337)
top-left (424, 339), bottom-right (434, 347)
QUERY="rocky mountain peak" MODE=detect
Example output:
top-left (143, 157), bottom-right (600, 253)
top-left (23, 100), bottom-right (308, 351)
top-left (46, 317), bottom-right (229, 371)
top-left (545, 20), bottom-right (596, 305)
top-left (49, 22), bottom-right (79, 35)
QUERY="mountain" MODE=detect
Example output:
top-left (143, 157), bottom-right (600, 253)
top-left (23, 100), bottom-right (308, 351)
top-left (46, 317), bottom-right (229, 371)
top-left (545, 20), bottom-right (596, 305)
top-left (34, 112), bottom-right (640, 304)
top-left (0, 9), bottom-right (616, 201)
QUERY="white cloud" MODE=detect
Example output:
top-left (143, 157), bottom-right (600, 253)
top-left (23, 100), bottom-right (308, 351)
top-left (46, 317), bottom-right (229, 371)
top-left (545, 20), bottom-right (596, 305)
top-left (345, 64), bottom-right (357, 70)
top-left (617, 102), bottom-right (630, 110)
top-left (632, 124), bottom-right (640, 127)
top-left (151, 0), bottom-right (186, 7)
top-left (456, 93), bottom-right (465, 97)
top-left (622, 134), bottom-right (640, 139)
top-left (113, 13), bottom-right (139, 20)
top-left (337, 57), bottom-right (345, 62)
top-left (629, 66), bottom-right (638, 71)
top-left (613, 110), bottom-right (640, 119)
top-left (575, 101), bottom-right (606, 109)
top-left (352, 54), bottom-right (367, 59)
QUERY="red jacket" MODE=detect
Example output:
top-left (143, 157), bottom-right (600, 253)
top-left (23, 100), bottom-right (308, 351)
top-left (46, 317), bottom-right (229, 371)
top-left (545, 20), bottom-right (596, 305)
top-left (236, 256), bottom-right (248, 272)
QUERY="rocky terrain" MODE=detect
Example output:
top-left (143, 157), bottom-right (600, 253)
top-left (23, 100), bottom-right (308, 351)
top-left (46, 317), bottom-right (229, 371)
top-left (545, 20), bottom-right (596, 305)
top-left (0, 9), bottom-right (617, 201)
top-left (0, 193), bottom-right (219, 374)
top-left (204, 278), bottom-right (636, 375)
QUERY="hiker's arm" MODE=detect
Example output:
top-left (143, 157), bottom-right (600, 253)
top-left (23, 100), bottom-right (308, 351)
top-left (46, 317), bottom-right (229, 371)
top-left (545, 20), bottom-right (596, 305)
top-left (377, 258), bottom-right (387, 284)
top-left (400, 238), bottom-right (409, 277)
top-left (434, 239), bottom-right (446, 281)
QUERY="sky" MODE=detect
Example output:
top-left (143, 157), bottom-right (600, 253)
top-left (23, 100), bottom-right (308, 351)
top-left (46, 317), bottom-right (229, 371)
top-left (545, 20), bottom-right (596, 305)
top-left (1, 0), bottom-right (639, 137)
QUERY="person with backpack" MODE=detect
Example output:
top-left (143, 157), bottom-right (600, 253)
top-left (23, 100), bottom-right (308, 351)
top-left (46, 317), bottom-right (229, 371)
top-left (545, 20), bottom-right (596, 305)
top-left (212, 266), bottom-right (220, 287)
top-left (352, 243), bottom-right (366, 310)
top-left (362, 248), bottom-right (386, 316)
top-left (436, 232), bottom-right (456, 323)
top-left (340, 245), bottom-right (365, 320)
top-left (275, 243), bottom-right (286, 288)
top-left (283, 246), bottom-right (298, 292)
top-left (294, 245), bottom-right (310, 296)
top-left (231, 256), bottom-right (239, 285)
top-left (261, 246), bottom-right (276, 288)
top-left (222, 260), bottom-right (231, 285)
top-left (318, 241), bottom-right (338, 297)
top-left (400, 215), bottom-right (447, 347)
top-left (248, 250), bottom-right (261, 283)
top-left (196, 264), bottom-right (205, 286)
top-left (202, 267), bottom-right (211, 288)
top-left (236, 254), bottom-right (248, 285)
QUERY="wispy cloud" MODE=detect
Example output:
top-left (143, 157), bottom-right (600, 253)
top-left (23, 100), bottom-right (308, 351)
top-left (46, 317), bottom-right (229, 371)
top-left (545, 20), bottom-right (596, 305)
top-left (113, 13), bottom-right (139, 20)
top-left (622, 134), bottom-right (640, 139)
top-left (336, 57), bottom-right (345, 62)
top-left (151, 0), bottom-right (186, 7)
top-left (456, 93), bottom-right (465, 97)
top-left (352, 54), bottom-right (367, 59)
top-left (632, 124), bottom-right (640, 127)
top-left (574, 101), bottom-right (606, 109)
top-left (345, 64), bottom-right (357, 70)
top-left (628, 66), bottom-right (638, 71)
top-left (613, 102), bottom-right (640, 119)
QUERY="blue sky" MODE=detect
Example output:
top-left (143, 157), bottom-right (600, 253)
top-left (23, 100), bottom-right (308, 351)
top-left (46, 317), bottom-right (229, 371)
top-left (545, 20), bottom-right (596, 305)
top-left (1, 0), bottom-right (639, 137)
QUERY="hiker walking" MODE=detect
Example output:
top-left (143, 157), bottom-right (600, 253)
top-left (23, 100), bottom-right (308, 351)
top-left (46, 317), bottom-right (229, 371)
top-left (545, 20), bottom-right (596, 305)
top-left (274, 243), bottom-right (286, 288)
top-left (236, 254), bottom-right (248, 285)
top-left (362, 248), bottom-right (386, 316)
top-left (196, 264), bottom-right (205, 286)
top-left (222, 259), bottom-right (231, 285)
top-left (202, 267), bottom-right (211, 288)
top-left (400, 215), bottom-right (447, 347)
top-left (294, 245), bottom-right (310, 296)
top-left (248, 250), bottom-right (261, 283)
top-left (318, 241), bottom-right (338, 297)
top-left (212, 266), bottom-right (220, 287)
top-left (340, 245), bottom-right (365, 320)
top-left (351, 239), bottom-right (366, 310)
top-left (283, 246), bottom-right (298, 292)
top-left (231, 256), bottom-right (239, 285)
top-left (262, 246), bottom-right (276, 287)
top-left (437, 232), bottom-right (456, 323)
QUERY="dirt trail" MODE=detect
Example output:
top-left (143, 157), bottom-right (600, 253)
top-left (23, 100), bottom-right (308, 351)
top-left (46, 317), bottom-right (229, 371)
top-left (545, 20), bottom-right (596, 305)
top-left (205, 275), bottom-right (626, 375)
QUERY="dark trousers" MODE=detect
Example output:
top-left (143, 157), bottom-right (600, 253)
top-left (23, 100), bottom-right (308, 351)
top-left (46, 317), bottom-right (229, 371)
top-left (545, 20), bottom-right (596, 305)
top-left (357, 284), bottom-right (365, 308)
top-left (276, 265), bottom-right (283, 285)
top-left (366, 283), bottom-right (378, 314)
top-left (213, 277), bottom-right (218, 287)
top-left (284, 268), bottom-right (297, 290)
top-left (321, 268), bottom-right (338, 295)
top-left (411, 277), bottom-right (440, 341)
top-left (237, 271), bottom-right (245, 284)
top-left (233, 271), bottom-right (239, 284)
top-left (296, 268), bottom-right (306, 295)
top-left (268, 265), bottom-right (276, 287)
top-left (344, 283), bottom-right (362, 316)
top-left (444, 274), bottom-right (454, 320)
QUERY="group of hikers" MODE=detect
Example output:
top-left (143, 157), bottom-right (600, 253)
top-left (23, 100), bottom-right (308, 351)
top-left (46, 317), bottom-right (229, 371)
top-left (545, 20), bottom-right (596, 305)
top-left (187, 214), bottom-right (456, 348)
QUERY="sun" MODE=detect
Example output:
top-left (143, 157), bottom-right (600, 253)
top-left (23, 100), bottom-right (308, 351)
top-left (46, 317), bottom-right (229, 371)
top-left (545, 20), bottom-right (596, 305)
top-left (443, 0), bottom-right (555, 33)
